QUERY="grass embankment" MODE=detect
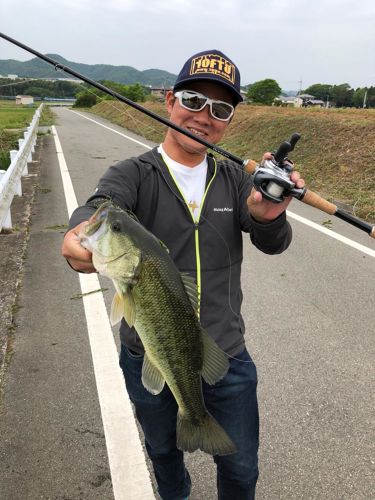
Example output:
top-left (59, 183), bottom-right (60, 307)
top-left (91, 101), bottom-right (375, 222)
top-left (0, 101), bottom-right (54, 169)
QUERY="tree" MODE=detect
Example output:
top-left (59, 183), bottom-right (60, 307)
top-left (123, 83), bottom-right (146, 102)
top-left (366, 87), bottom-right (375, 108)
top-left (93, 81), bottom-right (147, 102)
top-left (352, 87), bottom-right (367, 108)
top-left (353, 86), bottom-right (375, 108)
top-left (246, 79), bottom-right (282, 105)
top-left (330, 83), bottom-right (354, 107)
top-left (303, 83), bottom-right (332, 101)
top-left (73, 91), bottom-right (97, 108)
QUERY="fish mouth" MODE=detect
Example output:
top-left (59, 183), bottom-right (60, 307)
top-left (79, 202), bottom-right (113, 246)
top-left (85, 204), bottom-right (111, 236)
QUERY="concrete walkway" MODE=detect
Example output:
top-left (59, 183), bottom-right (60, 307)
top-left (0, 107), bottom-right (374, 500)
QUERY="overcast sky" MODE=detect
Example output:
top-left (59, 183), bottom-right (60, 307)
top-left (0, 0), bottom-right (374, 90)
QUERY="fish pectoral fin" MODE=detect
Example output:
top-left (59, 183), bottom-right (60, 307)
top-left (201, 329), bottom-right (229, 385)
top-left (141, 354), bottom-right (165, 395)
top-left (110, 292), bottom-right (124, 326)
top-left (123, 292), bottom-right (136, 328)
top-left (109, 291), bottom-right (136, 327)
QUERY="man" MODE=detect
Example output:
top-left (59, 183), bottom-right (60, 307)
top-left (62, 49), bottom-right (305, 500)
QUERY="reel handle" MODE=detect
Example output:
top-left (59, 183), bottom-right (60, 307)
top-left (273, 133), bottom-right (301, 164)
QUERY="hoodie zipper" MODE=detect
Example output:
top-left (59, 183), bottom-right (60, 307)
top-left (161, 156), bottom-right (217, 317)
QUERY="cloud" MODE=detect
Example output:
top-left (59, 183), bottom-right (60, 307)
top-left (0, 0), bottom-right (374, 88)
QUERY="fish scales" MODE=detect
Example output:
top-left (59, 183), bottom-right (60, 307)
top-left (133, 255), bottom-right (205, 416)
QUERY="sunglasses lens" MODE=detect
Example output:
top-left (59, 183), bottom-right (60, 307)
top-left (177, 91), bottom-right (234, 121)
top-left (181, 92), bottom-right (207, 111)
top-left (211, 102), bottom-right (233, 120)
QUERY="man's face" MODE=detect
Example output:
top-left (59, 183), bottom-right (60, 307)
top-left (165, 81), bottom-right (234, 157)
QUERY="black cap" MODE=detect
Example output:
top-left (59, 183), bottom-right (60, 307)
top-left (173, 49), bottom-right (243, 105)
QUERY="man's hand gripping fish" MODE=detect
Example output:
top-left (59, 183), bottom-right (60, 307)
top-left (79, 202), bottom-right (236, 456)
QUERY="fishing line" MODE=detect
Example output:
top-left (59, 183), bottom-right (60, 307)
top-left (13, 55), bottom-right (261, 364)
top-left (0, 77), bottom-right (39, 89)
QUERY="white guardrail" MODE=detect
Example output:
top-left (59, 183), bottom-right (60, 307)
top-left (0, 104), bottom-right (43, 232)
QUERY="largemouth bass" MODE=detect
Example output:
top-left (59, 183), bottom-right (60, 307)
top-left (79, 202), bottom-right (236, 456)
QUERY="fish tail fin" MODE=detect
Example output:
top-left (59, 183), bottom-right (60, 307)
top-left (176, 411), bottom-right (237, 456)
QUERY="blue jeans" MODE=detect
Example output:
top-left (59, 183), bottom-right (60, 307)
top-left (119, 345), bottom-right (259, 500)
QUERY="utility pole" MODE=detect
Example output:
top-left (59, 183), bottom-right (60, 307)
top-left (363, 89), bottom-right (368, 108)
top-left (297, 79), bottom-right (303, 95)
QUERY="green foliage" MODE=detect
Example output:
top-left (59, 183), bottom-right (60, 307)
top-left (353, 86), bottom-right (375, 108)
top-left (85, 81), bottom-right (147, 103)
top-left (0, 149), bottom-right (10, 170)
top-left (330, 84), bottom-right (354, 108)
top-left (73, 92), bottom-right (97, 108)
top-left (303, 83), bottom-right (375, 108)
top-left (304, 84), bottom-right (332, 101)
top-left (0, 78), bottom-right (80, 99)
top-left (246, 79), bottom-right (282, 105)
top-left (352, 88), bottom-right (367, 108)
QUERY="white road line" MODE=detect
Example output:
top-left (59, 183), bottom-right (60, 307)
top-left (287, 210), bottom-right (375, 258)
top-left (69, 109), bottom-right (153, 149)
top-left (52, 126), bottom-right (155, 500)
top-left (69, 108), bottom-right (375, 258)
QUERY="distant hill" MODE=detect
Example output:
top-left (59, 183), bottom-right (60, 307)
top-left (0, 54), bottom-right (177, 87)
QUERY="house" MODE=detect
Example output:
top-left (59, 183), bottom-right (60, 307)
top-left (274, 95), bottom-right (297, 107)
top-left (294, 93), bottom-right (319, 107)
top-left (150, 87), bottom-right (171, 99)
top-left (15, 95), bottom-right (34, 105)
top-left (275, 93), bottom-right (329, 108)
top-left (304, 99), bottom-right (326, 108)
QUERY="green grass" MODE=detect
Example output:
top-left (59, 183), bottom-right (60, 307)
top-left (0, 100), bottom-right (55, 169)
top-left (0, 107), bottom-right (35, 129)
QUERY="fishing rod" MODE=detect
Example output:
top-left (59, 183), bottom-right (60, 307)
top-left (1, 32), bottom-right (374, 239)
top-left (0, 32), bottom-right (243, 165)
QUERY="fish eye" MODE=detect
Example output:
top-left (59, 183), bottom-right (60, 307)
top-left (111, 221), bottom-right (122, 232)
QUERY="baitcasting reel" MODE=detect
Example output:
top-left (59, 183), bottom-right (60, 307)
top-left (251, 133), bottom-right (306, 203)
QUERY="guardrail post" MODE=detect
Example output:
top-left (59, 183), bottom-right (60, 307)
top-left (0, 170), bottom-right (12, 229)
top-left (18, 137), bottom-right (28, 175)
top-left (29, 126), bottom-right (36, 153)
top-left (10, 150), bottom-right (22, 196)
top-left (24, 130), bottom-right (33, 164)
top-left (0, 104), bottom-right (42, 232)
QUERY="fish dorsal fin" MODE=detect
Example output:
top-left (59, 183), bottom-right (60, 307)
top-left (180, 273), bottom-right (199, 314)
top-left (110, 290), bottom-right (136, 328)
top-left (201, 329), bottom-right (229, 385)
top-left (124, 209), bottom-right (140, 222)
top-left (142, 354), bottom-right (165, 395)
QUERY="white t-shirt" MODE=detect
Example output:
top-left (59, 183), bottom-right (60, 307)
top-left (158, 144), bottom-right (208, 221)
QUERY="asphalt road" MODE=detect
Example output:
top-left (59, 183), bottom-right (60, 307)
top-left (0, 106), bottom-right (374, 500)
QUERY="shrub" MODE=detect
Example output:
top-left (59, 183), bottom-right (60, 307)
top-left (73, 92), bottom-right (97, 108)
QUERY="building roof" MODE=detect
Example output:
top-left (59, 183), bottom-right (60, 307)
top-left (297, 93), bottom-right (315, 99)
top-left (306, 99), bottom-right (325, 104)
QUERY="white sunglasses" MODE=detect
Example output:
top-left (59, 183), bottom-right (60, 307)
top-left (174, 90), bottom-right (235, 122)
